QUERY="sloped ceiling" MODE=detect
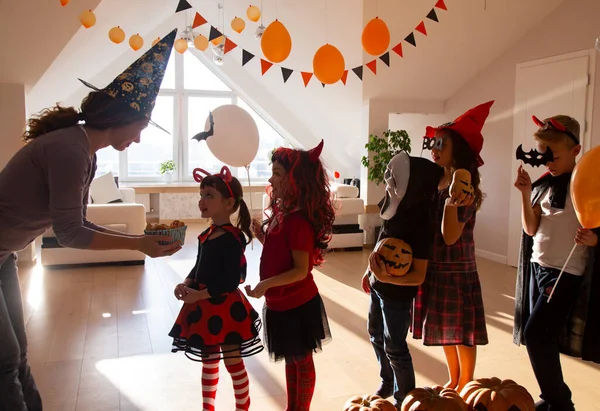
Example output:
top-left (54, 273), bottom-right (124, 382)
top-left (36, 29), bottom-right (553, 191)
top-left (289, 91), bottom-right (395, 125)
top-left (2, 0), bottom-right (566, 175)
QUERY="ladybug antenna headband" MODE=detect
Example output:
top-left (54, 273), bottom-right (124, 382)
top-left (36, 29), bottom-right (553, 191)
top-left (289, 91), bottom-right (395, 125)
top-left (193, 166), bottom-right (234, 198)
top-left (532, 115), bottom-right (579, 144)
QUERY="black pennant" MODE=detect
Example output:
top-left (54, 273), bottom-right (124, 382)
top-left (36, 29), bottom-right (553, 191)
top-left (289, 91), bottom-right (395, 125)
top-left (352, 66), bottom-right (363, 80)
top-left (208, 26), bottom-right (223, 42)
top-left (426, 9), bottom-right (439, 22)
top-left (405, 32), bottom-right (417, 47)
top-left (175, 0), bottom-right (193, 13)
top-left (379, 52), bottom-right (390, 67)
top-left (281, 68), bottom-right (293, 83)
top-left (242, 50), bottom-right (255, 66)
top-left (322, 83), bottom-right (326, 88)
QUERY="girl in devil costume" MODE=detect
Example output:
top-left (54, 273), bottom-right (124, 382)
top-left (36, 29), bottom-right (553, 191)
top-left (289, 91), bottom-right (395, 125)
top-left (168, 166), bottom-right (263, 411)
top-left (412, 101), bottom-right (493, 393)
top-left (246, 140), bottom-right (335, 411)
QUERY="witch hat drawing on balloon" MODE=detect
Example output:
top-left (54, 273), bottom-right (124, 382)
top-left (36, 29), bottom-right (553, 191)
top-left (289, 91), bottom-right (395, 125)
top-left (78, 28), bottom-right (177, 134)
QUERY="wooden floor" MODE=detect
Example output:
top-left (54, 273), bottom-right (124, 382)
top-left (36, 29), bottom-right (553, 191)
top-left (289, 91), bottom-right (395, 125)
top-left (16, 223), bottom-right (600, 410)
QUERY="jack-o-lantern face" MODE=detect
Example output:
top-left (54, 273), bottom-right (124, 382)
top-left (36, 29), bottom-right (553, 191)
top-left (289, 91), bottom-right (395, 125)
top-left (374, 237), bottom-right (412, 276)
top-left (450, 169), bottom-right (473, 201)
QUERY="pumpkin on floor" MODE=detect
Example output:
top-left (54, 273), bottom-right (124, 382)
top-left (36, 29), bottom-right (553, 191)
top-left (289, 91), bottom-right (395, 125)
top-left (401, 386), bottom-right (468, 411)
top-left (343, 394), bottom-right (396, 411)
top-left (460, 377), bottom-right (535, 411)
top-left (374, 237), bottom-right (413, 276)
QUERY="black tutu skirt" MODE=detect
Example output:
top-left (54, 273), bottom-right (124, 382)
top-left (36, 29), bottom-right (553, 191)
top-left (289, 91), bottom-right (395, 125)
top-left (263, 293), bottom-right (332, 362)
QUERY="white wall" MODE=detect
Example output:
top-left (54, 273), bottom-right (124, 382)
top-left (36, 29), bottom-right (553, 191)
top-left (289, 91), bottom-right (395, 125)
top-left (0, 83), bottom-right (26, 170)
top-left (443, 0), bottom-right (600, 261)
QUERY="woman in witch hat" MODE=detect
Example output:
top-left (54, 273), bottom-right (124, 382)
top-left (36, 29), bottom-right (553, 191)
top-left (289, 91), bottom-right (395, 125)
top-left (0, 29), bottom-right (180, 411)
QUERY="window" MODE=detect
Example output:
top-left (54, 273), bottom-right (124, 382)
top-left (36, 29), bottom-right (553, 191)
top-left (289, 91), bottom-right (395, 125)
top-left (95, 49), bottom-right (288, 184)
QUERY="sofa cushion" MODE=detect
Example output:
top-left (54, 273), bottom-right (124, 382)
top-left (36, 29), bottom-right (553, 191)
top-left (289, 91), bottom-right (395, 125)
top-left (90, 171), bottom-right (123, 204)
top-left (333, 184), bottom-right (359, 199)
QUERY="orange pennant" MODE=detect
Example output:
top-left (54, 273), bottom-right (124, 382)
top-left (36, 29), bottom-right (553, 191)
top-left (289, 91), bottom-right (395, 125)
top-left (193, 12), bottom-right (207, 28)
top-left (435, 0), bottom-right (447, 10)
top-left (415, 21), bottom-right (427, 35)
top-left (341, 70), bottom-right (348, 85)
top-left (366, 60), bottom-right (377, 75)
top-left (392, 43), bottom-right (403, 57)
top-left (301, 72), bottom-right (313, 87)
top-left (261, 59), bottom-right (273, 75)
top-left (224, 37), bottom-right (237, 54)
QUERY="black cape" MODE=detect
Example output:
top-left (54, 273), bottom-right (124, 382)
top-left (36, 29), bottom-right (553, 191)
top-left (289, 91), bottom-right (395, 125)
top-left (513, 173), bottom-right (600, 363)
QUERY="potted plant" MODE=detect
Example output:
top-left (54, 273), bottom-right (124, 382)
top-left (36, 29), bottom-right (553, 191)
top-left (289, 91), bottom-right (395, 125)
top-left (159, 160), bottom-right (176, 183)
top-left (361, 129), bottom-right (411, 185)
top-left (361, 129), bottom-right (411, 242)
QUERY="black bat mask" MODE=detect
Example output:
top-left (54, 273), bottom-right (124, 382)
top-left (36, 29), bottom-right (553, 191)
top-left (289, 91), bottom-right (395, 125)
top-left (516, 144), bottom-right (554, 167)
top-left (192, 111), bottom-right (214, 142)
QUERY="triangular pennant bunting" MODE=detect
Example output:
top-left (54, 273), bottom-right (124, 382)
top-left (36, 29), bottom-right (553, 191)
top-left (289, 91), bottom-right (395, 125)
top-left (208, 26), bottom-right (223, 42)
top-left (426, 9), bottom-right (439, 22)
top-left (405, 32), bottom-right (417, 47)
top-left (415, 21), bottom-right (427, 35)
top-left (392, 43), bottom-right (403, 57)
top-left (435, 0), bottom-right (448, 11)
top-left (301, 72), bottom-right (313, 87)
top-left (379, 52), bottom-right (390, 67)
top-left (322, 83), bottom-right (326, 88)
top-left (366, 60), bottom-right (377, 75)
top-left (175, 0), bottom-right (193, 13)
top-left (242, 50), bottom-right (255, 66)
top-left (193, 12), bottom-right (208, 28)
top-left (341, 70), bottom-right (348, 85)
top-left (261, 59), bottom-right (273, 75)
top-left (281, 68), bottom-right (293, 83)
top-left (352, 66), bottom-right (363, 80)
top-left (224, 38), bottom-right (237, 54)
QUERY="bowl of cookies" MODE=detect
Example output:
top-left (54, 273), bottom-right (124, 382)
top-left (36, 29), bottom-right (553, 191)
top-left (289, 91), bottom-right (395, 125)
top-left (144, 220), bottom-right (187, 245)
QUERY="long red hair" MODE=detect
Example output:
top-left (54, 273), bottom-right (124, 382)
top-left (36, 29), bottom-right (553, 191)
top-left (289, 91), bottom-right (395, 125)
top-left (265, 142), bottom-right (335, 266)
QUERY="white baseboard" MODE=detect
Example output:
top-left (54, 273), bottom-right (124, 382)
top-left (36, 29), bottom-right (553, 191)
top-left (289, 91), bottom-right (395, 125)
top-left (475, 248), bottom-right (507, 265)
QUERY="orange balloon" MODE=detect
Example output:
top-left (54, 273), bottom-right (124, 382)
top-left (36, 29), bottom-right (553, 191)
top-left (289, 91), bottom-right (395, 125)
top-left (362, 17), bottom-right (390, 56)
top-left (129, 34), bottom-right (143, 51)
top-left (211, 36), bottom-right (223, 46)
top-left (152, 37), bottom-right (161, 46)
top-left (109, 27), bottom-right (126, 44)
top-left (60, 0), bottom-right (70, 6)
top-left (194, 35), bottom-right (209, 51)
top-left (313, 44), bottom-right (345, 85)
top-left (247, 5), bottom-right (261, 22)
top-left (571, 145), bottom-right (600, 228)
top-left (80, 10), bottom-right (96, 28)
top-left (261, 20), bottom-right (292, 63)
top-left (231, 17), bottom-right (246, 34)
top-left (174, 38), bottom-right (188, 54)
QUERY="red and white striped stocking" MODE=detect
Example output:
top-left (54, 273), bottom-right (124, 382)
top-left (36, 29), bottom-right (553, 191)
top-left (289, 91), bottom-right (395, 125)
top-left (201, 355), bottom-right (220, 411)
top-left (225, 360), bottom-right (250, 411)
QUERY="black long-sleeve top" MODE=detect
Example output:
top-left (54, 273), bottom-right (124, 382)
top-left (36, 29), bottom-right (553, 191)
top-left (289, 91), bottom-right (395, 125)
top-left (186, 227), bottom-right (246, 297)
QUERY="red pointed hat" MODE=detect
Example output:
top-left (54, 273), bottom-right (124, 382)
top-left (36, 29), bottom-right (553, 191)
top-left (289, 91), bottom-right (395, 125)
top-left (425, 100), bottom-right (495, 167)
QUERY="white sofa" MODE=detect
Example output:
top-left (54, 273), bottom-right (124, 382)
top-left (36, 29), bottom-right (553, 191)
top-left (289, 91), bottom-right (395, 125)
top-left (261, 183), bottom-right (364, 250)
top-left (41, 188), bottom-right (147, 268)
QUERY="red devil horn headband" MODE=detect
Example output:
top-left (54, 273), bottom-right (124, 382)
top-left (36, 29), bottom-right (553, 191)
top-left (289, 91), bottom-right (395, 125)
top-left (308, 139), bottom-right (324, 162)
top-left (531, 115), bottom-right (579, 144)
top-left (193, 166), bottom-right (234, 198)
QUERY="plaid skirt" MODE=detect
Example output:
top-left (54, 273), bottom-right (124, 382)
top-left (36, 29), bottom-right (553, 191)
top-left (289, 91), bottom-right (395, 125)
top-left (411, 267), bottom-right (488, 346)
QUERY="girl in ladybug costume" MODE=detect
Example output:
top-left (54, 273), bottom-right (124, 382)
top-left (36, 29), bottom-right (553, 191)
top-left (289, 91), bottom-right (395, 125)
top-left (169, 166), bottom-right (263, 411)
top-left (246, 140), bottom-right (335, 411)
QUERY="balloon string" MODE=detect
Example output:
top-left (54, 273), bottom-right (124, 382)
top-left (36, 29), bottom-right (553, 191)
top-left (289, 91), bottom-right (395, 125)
top-left (547, 243), bottom-right (578, 303)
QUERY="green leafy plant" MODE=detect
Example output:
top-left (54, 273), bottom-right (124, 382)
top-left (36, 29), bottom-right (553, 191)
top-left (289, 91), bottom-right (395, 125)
top-left (361, 129), bottom-right (411, 185)
top-left (159, 160), bottom-right (176, 175)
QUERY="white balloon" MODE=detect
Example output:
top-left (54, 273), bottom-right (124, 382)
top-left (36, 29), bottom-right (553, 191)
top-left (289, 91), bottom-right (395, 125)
top-left (205, 105), bottom-right (260, 167)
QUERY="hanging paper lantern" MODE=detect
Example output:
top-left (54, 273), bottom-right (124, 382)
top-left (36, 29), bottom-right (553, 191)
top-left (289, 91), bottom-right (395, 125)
top-left (194, 34), bottom-right (209, 51)
top-left (261, 20), bottom-right (292, 63)
top-left (174, 38), bottom-right (189, 54)
top-left (362, 17), bottom-right (390, 56)
top-left (80, 10), bottom-right (96, 28)
top-left (231, 17), bottom-right (246, 34)
top-left (60, 0), bottom-right (70, 6)
top-left (313, 44), bottom-right (345, 84)
top-left (152, 37), bottom-right (161, 46)
top-left (247, 5), bottom-right (261, 22)
top-left (129, 34), bottom-right (144, 51)
top-left (108, 26), bottom-right (126, 44)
